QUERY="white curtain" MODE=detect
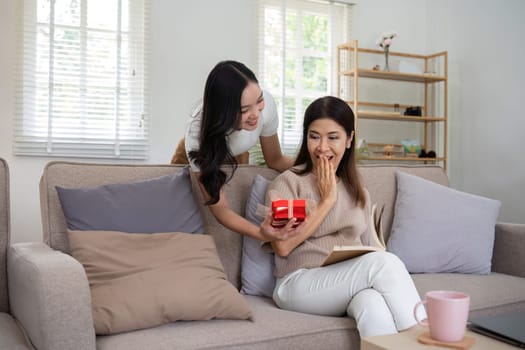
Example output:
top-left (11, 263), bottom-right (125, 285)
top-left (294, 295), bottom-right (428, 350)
top-left (14, 0), bottom-right (151, 159)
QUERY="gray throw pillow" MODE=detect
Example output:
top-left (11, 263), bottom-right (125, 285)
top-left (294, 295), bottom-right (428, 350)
top-left (387, 171), bottom-right (501, 274)
top-left (240, 175), bottom-right (276, 297)
top-left (56, 167), bottom-right (204, 234)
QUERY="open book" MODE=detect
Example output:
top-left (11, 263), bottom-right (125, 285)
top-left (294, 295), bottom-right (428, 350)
top-left (321, 203), bottom-right (386, 266)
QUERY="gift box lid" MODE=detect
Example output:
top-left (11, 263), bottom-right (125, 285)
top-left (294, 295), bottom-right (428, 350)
top-left (272, 199), bottom-right (306, 220)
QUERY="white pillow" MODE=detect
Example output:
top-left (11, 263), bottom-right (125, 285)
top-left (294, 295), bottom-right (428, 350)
top-left (387, 171), bottom-right (501, 274)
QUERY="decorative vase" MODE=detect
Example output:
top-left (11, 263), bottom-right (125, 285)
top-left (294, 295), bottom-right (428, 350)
top-left (383, 47), bottom-right (390, 72)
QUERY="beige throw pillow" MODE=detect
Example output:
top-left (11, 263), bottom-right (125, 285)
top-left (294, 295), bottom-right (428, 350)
top-left (68, 230), bottom-right (253, 335)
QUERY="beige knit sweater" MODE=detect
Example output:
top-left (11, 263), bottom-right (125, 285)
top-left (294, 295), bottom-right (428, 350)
top-left (267, 169), bottom-right (376, 278)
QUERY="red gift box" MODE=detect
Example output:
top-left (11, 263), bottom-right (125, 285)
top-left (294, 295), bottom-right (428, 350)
top-left (271, 199), bottom-right (306, 228)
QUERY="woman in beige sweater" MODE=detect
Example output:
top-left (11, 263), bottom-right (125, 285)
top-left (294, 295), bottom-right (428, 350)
top-left (266, 96), bottom-right (423, 337)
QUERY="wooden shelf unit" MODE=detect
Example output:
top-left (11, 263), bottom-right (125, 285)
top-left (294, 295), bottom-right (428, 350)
top-left (337, 40), bottom-right (448, 169)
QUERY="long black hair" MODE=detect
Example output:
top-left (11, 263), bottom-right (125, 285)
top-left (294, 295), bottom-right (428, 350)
top-left (189, 60), bottom-right (258, 205)
top-left (293, 96), bottom-right (366, 207)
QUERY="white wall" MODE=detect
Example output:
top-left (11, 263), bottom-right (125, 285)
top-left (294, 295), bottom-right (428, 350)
top-left (0, 0), bottom-right (523, 243)
top-left (351, 0), bottom-right (430, 155)
top-left (426, 0), bottom-right (525, 223)
top-left (148, 0), bottom-right (258, 163)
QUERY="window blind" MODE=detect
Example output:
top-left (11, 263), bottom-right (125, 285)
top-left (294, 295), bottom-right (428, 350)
top-left (14, 0), bottom-right (150, 159)
top-left (257, 0), bottom-right (353, 158)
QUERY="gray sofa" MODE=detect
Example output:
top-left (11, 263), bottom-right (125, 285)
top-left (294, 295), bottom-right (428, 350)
top-left (6, 161), bottom-right (525, 350)
top-left (0, 158), bottom-right (32, 349)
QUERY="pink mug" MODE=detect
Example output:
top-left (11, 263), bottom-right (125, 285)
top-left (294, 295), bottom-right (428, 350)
top-left (413, 290), bottom-right (470, 343)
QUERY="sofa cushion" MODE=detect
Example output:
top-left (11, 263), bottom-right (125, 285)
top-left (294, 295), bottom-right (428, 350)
top-left (95, 296), bottom-right (358, 350)
top-left (56, 167), bottom-right (203, 234)
top-left (387, 171), bottom-right (501, 274)
top-left (68, 230), bottom-right (252, 335)
top-left (412, 272), bottom-right (525, 317)
top-left (0, 313), bottom-right (32, 350)
top-left (241, 175), bottom-right (275, 298)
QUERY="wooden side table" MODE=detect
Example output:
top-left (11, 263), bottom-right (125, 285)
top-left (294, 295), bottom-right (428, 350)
top-left (361, 325), bottom-right (517, 349)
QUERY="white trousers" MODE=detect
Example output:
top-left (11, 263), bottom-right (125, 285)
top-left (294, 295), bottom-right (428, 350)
top-left (273, 251), bottom-right (424, 337)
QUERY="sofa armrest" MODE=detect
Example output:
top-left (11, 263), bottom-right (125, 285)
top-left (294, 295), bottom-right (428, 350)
top-left (491, 222), bottom-right (525, 278)
top-left (8, 242), bottom-right (96, 350)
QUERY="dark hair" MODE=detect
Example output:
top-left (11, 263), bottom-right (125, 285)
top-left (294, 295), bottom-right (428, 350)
top-left (293, 96), bottom-right (366, 207)
top-left (189, 60), bottom-right (258, 205)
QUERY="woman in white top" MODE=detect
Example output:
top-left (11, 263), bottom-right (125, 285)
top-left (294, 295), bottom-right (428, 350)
top-left (185, 60), bottom-right (297, 241)
top-left (185, 88), bottom-right (279, 173)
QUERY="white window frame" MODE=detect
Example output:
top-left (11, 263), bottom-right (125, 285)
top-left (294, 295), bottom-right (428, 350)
top-left (14, 0), bottom-right (150, 159)
top-left (257, 0), bottom-right (353, 157)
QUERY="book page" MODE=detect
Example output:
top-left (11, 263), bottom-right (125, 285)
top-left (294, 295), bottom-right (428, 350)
top-left (370, 203), bottom-right (386, 249)
top-left (321, 245), bottom-right (383, 266)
